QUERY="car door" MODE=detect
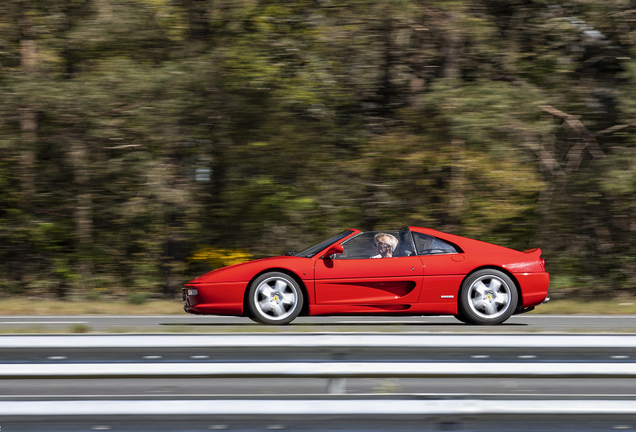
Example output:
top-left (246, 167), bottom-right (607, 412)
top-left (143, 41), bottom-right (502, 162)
top-left (411, 232), bottom-right (469, 307)
top-left (314, 231), bottom-right (424, 305)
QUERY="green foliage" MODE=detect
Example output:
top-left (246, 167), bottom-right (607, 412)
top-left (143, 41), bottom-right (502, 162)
top-left (0, 0), bottom-right (635, 298)
top-left (126, 291), bottom-right (149, 305)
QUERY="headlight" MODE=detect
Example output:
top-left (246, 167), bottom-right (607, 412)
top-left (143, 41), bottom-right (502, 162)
top-left (187, 288), bottom-right (198, 296)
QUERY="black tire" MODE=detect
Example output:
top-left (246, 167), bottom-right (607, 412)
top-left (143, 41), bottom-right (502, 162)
top-left (454, 311), bottom-right (470, 324)
top-left (248, 272), bottom-right (304, 325)
top-left (459, 269), bottom-right (518, 325)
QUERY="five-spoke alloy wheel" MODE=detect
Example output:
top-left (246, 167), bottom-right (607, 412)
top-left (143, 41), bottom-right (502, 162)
top-left (248, 272), bottom-right (304, 325)
top-left (458, 269), bottom-right (518, 325)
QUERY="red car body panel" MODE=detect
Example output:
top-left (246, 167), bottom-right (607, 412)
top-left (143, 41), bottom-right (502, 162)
top-left (183, 226), bottom-right (550, 319)
top-left (183, 256), bottom-right (318, 315)
top-left (314, 256), bottom-right (424, 305)
top-left (184, 281), bottom-right (246, 315)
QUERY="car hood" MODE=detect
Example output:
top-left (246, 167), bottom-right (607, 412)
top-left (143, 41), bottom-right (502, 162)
top-left (186, 256), bottom-right (311, 284)
top-left (186, 258), bottom-right (270, 283)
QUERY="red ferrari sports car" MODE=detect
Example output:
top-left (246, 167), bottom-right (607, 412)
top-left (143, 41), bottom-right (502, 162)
top-left (182, 227), bottom-right (549, 325)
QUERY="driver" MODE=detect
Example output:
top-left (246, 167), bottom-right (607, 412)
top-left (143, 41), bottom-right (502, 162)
top-left (371, 233), bottom-right (398, 258)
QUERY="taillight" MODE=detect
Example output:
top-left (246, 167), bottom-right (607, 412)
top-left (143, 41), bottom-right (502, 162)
top-left (540, 258), bottom-right (546, 271)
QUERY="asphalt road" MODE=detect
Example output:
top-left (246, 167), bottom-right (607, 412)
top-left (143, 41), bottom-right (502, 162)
top-left (4, 411), bottom-right (636, 432)
top-left (3, 377), bottom-right (636, 400)
top-left (2, 314), bottom-right (636, 333)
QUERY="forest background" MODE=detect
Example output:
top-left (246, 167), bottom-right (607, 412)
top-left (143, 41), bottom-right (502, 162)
top-left (1, 0), bottom-right (635, 302)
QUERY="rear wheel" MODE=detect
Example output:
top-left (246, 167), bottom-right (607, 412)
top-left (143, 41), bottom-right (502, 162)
top-left (459, 269), bottom-right (517, 325)
top-left (248, 272), bottom-right (304, 325)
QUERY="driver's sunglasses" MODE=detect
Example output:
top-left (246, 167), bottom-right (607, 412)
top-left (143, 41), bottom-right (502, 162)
top-left (374, 242), bottom-right (391, 249)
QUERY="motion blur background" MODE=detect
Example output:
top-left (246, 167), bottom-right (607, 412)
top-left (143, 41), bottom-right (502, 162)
top-left (0, 0), bottom-right (634, 301)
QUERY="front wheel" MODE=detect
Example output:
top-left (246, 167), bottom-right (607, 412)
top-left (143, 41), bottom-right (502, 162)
top-left (459, 269), bottom-right (518, 325)
top-left (248, 272), bottom-right (304, 325)
top-left (453, 311), bottom-right (470, 324)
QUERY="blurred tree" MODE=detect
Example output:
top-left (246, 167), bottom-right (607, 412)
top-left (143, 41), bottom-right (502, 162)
top-left (0, 0), bottom-right (635, 299)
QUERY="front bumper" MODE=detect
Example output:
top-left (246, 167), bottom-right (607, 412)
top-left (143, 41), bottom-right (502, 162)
top-left (181, 282), bottom-right (245, 315)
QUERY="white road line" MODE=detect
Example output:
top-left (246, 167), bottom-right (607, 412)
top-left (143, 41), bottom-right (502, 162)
top-left (0, 321), bottom-right (89, 324)
top-left (4, 393), bottom-right (636, 399)
top-left (519, 315), bottom-right (636, 319)
top-left (336, 321), bottom-right (434, 324)
top-left (0, 315), bottom-right (197, 319)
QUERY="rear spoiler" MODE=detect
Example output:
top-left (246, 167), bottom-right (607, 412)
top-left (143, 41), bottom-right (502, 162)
top-left (523, 248), bottom-right (542, 255)
top-left (523, 248), bottom-right (545, 271)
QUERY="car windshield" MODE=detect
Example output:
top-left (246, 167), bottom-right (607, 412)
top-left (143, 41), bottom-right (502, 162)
top-left (295, 230), bottom-right (354, 258)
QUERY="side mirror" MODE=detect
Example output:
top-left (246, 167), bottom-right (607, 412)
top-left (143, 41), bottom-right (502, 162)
top-left (323, 244), bottom-right (344, 258)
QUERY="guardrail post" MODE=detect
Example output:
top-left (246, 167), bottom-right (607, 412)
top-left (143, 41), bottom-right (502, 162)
top-left (327, 378), bottom-right (346, 394)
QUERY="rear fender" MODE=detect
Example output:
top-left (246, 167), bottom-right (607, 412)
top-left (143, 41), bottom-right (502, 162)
top-left (458, 265), bottom-right (523, 312)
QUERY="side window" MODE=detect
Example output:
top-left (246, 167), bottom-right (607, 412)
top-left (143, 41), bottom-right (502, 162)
top-left (336, 231), bottom-right (402, 259)
top-left (337, 233), bottom-right (377, 260)
top-left (413, 233), bottom-right (459, 255)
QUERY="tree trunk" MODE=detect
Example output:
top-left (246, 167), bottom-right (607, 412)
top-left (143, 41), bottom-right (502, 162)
top-left (19, 0), bottom-right (37, 206)
top-left (442, 13), bottom-right (461, 80)
top-left (447, 139), bottom-right (465, 231)
top-left (185, 0), bottom-right (211, 41)
top-left (70, 138), bottom-right (94, 290)
top-left (379, 16), bottom-right (395, 118)
top-left (72, 140), bottom-right (92, 246)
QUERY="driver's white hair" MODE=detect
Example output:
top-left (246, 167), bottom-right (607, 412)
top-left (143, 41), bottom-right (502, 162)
top-left (374, 233), bottom-right (398, 252)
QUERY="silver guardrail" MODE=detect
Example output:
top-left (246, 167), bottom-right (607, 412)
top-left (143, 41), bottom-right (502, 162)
top-left (2, 333), bottom-right (636, 348)
top-left (2, 334), bottom-right (636, 395)
top-left (2, 361), bottom-right (636, 396)
top-left (2, 399), bottom-right (636, 416)
top-left (2, 361), bottom-right (636, 379)
top-left (2, 334), bottom-right (636, 420)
